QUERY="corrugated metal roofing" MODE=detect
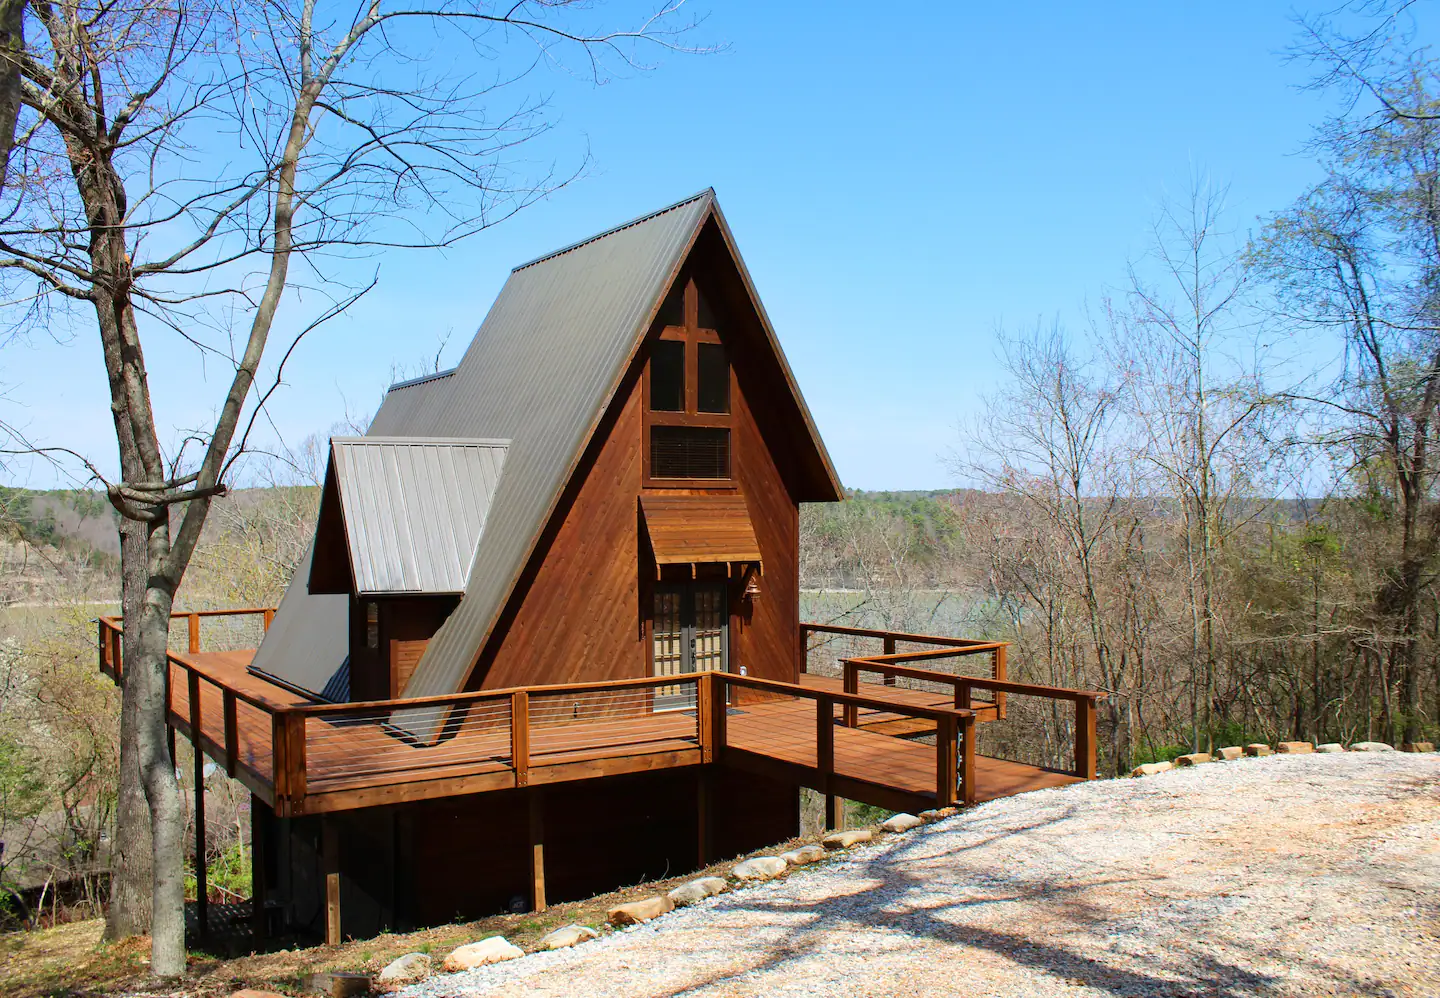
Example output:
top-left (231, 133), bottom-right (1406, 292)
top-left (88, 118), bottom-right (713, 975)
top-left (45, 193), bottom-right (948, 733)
top-left (371, 189), bottom-right (715, 727)
top-left (248, 541), bottom-right (350, 698)
top-left (330, 437), bottom-right (508, 595)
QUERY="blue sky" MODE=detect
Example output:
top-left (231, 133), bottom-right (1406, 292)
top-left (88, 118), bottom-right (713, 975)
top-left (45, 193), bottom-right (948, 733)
top-left (0, 2), bottom-right (1393, 490)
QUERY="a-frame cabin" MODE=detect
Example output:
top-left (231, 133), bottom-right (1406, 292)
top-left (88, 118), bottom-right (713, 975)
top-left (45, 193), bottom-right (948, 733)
top-left (98, 190), bottom-right (1105, 946)
top-left (260, 189), bottom-right (843, 933)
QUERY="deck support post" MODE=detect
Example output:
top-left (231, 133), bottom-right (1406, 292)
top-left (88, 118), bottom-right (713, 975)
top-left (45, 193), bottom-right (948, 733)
top-left (189, 670), bottom-right (208, 944)
top-left (528, 790), bottom-right (546, 912)
top-left (882, 636), bottom-right (896, 686)
top-left (323, 817), bottom-right (341, 946)
top-left (824, 793), bottom-right (843, 831)
top-left (250, 795), bottom-right (267, 942)
top-left (696, 768), bottom-right (711, 866)
top-left (1075, 697), bottom-right (1097, 779)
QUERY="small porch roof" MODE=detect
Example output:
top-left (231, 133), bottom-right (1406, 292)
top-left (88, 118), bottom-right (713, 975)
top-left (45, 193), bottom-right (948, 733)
top-left (640, 493), bottom-right (762, 569)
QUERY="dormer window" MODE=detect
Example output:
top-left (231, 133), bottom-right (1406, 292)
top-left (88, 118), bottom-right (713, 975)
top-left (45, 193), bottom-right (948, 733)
top-left (645, 277), bottom-right (733, 483)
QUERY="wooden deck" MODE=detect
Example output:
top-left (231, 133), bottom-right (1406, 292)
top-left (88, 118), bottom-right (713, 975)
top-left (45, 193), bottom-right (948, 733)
top-left (98, 612), bottom-right (1102, 819)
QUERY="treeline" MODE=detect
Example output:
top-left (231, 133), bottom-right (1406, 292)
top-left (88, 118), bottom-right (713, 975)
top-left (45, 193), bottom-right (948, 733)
top-left (806, 22), bottom-right (1440, 773)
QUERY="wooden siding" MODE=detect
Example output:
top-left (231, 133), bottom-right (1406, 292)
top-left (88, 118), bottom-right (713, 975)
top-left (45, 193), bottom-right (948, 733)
top-left (475, 246), bottom-right (806, 690)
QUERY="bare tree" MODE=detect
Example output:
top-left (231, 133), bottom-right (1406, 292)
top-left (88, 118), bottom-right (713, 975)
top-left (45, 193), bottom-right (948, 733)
top-left (958, 321), bottom-right (1139, 771)
top-left (1256, 66), bottom-right (1440, 746)
top-left (1111, 178), bottom-right (1283, 751)
top-left (0, 0), bottom-right (700, 975)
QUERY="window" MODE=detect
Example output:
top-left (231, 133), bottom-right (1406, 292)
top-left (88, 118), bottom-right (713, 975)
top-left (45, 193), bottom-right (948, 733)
top-left (650, 340), bottom-right (685, 411)
top-left (645, 276), bottom-right (733, 482)
top-left (697, 343), bottom-right (728, 413)
top-left (651, 427), bottom-right (730, 479)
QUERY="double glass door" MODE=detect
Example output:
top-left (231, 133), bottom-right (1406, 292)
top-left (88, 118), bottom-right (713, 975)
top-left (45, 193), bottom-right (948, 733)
top-left (653, 582), bottom-right (727, 708)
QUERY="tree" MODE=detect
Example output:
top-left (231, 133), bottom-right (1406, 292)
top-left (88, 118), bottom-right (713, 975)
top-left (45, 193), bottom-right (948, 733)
top-left (0, 0), bottom-right (698, 975)
top-left (1112, 178), bottom-right (1282, 752)
top-left (1256, 73), bottom-right (1440, 745)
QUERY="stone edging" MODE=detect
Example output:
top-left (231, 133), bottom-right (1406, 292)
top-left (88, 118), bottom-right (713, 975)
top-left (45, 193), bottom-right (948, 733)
top-left (1130, 739), bottom-right (1434, 778)
top-left (345, 806), bottom-right (962, 990)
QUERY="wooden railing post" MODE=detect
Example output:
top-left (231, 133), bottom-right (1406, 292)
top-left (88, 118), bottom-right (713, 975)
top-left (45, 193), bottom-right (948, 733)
top-left (936, 713), bottom-right (958, 807)
top-left (713, 675), bottom-right (728, 761)
top-left (816, 694), bottom-right (834, 792)
top-left (955, 679), bottom-right (972, 713)
top-left (959, 713), bottom-right (976, 805)
top-left (1075, 696), bottom-right (1097, 779)
top-left (97, 620), bottom-right (107, 674)
top-left (994, 644), bottom-right (1008, 720)
top-left (511, 691), bottom-right (530, 787)
top-left (187, 612), bottom-right (200, 654)
top-left (223, 690), bottom-right (239, 777)
top-left (271, 711), bottom-right (307, 812)
top-left (842, 661), bottom-right (858, 728)
top-left (882, 635), bottom-right (897, 686)
top-left (798, 624), bottom-right (810, 675)
top-left (697, 674), bottom-right (713, 763)
top-left (263, 608), bottom-right (275, 632)
top-left (187, 669), bottom-right (208, 942)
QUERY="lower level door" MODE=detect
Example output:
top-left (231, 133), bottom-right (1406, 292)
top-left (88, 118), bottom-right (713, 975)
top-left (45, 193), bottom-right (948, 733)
top-left (652, 582), bottom-right (728, 709)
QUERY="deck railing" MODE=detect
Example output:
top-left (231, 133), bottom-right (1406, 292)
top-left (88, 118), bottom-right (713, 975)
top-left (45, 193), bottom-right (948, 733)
top-left (718, 672), bottom-right (974, 806)
top-left (841, 654), bottom-right (1103, 779)
top-left (99, 609), bottom-right (1097, 814)
top-left (800, 622), bottom-right (1007, 709)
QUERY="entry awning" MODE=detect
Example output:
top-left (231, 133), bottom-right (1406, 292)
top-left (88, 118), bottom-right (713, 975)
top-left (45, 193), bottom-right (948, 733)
top-left (640, 494), bottom-right (762, 571)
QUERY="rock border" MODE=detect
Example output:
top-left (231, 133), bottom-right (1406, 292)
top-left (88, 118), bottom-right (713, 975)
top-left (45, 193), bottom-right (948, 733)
top-left (1131, 739), bottom-right (1433, 777)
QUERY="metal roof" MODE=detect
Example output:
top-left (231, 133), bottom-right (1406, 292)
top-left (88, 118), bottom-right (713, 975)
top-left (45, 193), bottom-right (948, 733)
top-left (248, 541), bottom-right (350, 699)
top-left (330, 436), bottom-right (508, 595)
top-left (371, 189), bottom-right (715, 731)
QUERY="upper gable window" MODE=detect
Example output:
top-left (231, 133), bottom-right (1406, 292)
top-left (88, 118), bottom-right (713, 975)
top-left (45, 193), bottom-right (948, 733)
top-left (646, 277), bottom-right (733, 483)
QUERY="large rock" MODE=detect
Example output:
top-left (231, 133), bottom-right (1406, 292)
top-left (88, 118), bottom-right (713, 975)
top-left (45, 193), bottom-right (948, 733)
top-left (1131, 762), bottom-right (1173, 777)
top-left (780, 844), bottom-right (826, 867)
top-left (881, 813), bottom-right (923, 833)
top-left (1350, 741), bottom-right (1396, 752)
top-left (731, 856), bottom-right (788, 882)
top-left (305, 973), bottom-right (371, 998)
top-left (668, 876), bottom-right (728, 906)
top-left (606, 896), bottom-right (673, 926)
top-left (1316, 742), bottom-right (1345, 753)
top-left (822, 829), bottom-right (873, 850)
top-left (919, 807), bottom-right (960, 822)
top-left (1402, 741), bottom-right (1436, 753)
top-left (1245, 744), bottom-right (1274, 757)
top-left (1277, 741), bottom-right (1314, 754)
top-left (377, 953), bottom-right (431, 984)
top-left (1174, 752), bottom-right (1212, 767)
top-left (537, 924), bottom-right (599, 950)
top-left (442, 937), bottom-right (523, 972)
top-left (1215, 746), bottom-right (1243, 761)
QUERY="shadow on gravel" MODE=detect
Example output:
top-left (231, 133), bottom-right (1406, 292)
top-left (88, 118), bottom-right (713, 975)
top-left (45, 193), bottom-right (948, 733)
top-left (668, 801), bottom-right (1379, 998)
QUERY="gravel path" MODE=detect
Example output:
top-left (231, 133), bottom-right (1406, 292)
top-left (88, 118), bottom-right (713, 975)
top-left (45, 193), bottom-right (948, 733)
top-left (402, 753), bottom-right (1440, 998)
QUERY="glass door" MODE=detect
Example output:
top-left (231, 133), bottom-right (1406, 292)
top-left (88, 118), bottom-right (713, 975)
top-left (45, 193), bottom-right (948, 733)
top-left (652, 582), bottom-right (727, 710)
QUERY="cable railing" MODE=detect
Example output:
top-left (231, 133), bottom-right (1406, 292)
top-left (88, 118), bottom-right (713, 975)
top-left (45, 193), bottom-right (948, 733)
top-left (97, 610), bottom-right (1103, 817)
top-left (801, 621), bottom-right (1008, 710)
top-left (840, 654), bottom-right (1104, 779)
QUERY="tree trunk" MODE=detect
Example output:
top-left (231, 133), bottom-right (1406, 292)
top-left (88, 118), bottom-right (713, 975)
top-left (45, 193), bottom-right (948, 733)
top-left (134, 522), bottom-right (186, 977)
top-left (103, 517), bottom-right (152, 940)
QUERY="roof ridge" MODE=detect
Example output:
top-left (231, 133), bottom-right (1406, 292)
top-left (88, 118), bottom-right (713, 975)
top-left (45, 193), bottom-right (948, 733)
top-left (387, 367), bottom-right (457, 393)
top-left (511, 188), bottom-right (714, 272)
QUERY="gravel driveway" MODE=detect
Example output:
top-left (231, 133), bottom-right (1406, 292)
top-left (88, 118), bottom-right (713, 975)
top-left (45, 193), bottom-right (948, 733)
top-left (403, 753), bottom-right (1440, 998)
